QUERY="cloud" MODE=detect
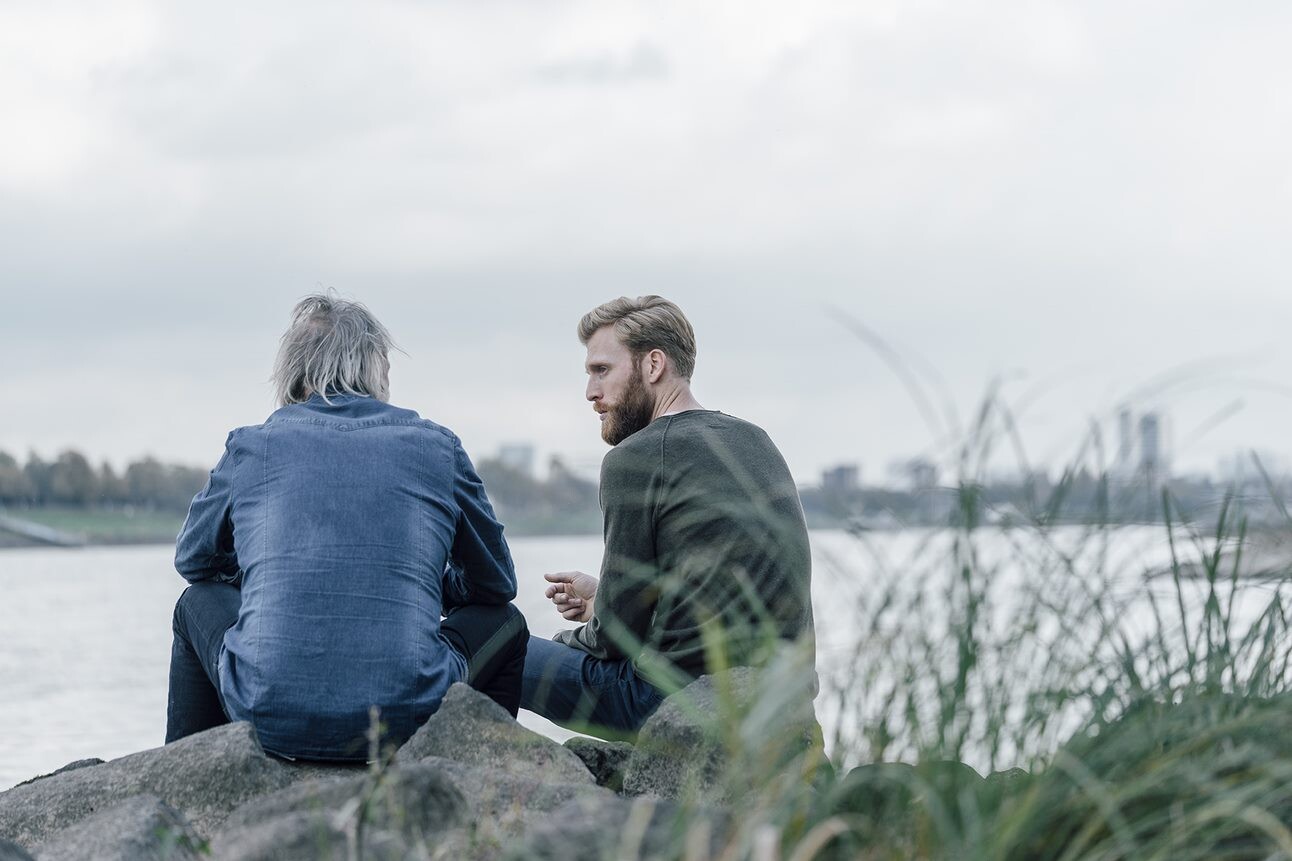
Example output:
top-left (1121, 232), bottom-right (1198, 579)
top-left (535, 41), bottom-right (669, 84)
top-left (3, 1), bottom-right (1292, 480)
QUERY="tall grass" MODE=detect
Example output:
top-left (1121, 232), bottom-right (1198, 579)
top-left (342, 361), bottom-right (1292, 858)
top-left (633, 387), bottom-right (1292, 861)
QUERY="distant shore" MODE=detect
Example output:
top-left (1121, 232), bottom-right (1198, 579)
top-left (0, 507), bottom-right (184, 549)
top-left (0, 506), bottom-right (606, 550)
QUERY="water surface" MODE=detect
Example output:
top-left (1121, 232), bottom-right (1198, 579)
top-left (0, 527), bottom-right (1195, 790)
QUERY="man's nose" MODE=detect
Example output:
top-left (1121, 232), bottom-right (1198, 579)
top-left (586, 380), bottom-right (599, 402)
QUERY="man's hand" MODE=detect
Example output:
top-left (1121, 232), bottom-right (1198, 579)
top-left (544, 571), bottom-right (599, 623)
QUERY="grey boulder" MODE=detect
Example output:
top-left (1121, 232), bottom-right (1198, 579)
top-left (0, 722), bottom-right (342, 846)
top-left (513, 794), bottom-right (732, 861)
top-left (417, 755), bottom-right (611, 855)
top-left (211, 760), bottom-right (466, 860)
top-left (0, 838), bottom-right (33, 861)
top-left (14, 758), bottom-right (105, 788)
top-left (397, 683), bottom-right (593, 785)
top-left (623, 665), bottom-right (824, 803)
top-left (36, 794), bottom-right (203, 861)
top-left (564, 737), bottom-right (636, 792)
top-left (212, 815), bottom-right (408, 861)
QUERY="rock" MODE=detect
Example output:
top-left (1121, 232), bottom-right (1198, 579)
top-left (418, 755), bottom-right (610, 850)
top-left (980, 766), bottom-right (1030, 815)
top-left (828, 761), bottom-right (921, 822)
top-left (623, 665), bottom-right (823, 803)
top-left (0, 838), bottom-right (33, 861)
top-left (215, 760), bottom-right (465, 847)
top-left (212, 815), bottom-right (409, 861)
top-left (396, 683), bottom-right (593, 785)
top-left (15, 758), bottom-right (105, 788)
top-left (36, 795), bottom-right (203, 861)
top-left (831, 760), bottom-right (984, 820)
top-left (564, 737), bottom-right (636, 792)
top-left (211, 761), bottom-right (466, 861)
top-left (513, 794), bottom-right (732, 861)
top-left (0, 722), bottom-right (349, 846)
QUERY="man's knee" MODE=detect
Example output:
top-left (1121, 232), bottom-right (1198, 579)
top-left (172, 585), bottom-right (195, 634)
top-left (172, 581), bottom-right (239, 636)
top-left (502, 603), bottom-right (528, 642)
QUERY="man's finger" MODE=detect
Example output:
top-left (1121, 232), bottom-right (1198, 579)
top-left (543, 571), bottom-right (576, 584)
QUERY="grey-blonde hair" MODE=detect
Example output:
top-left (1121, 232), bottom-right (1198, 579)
top-left (577, 295), bottom-right (697, 380)
top-left (273, 293), bottom-right (394, 406)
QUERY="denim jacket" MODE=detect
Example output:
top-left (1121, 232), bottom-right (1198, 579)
top-left (174, 394), bottom-right (516, 759)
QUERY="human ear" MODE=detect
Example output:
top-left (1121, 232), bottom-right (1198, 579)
top-left (645, 349), bottom-right (667, 383)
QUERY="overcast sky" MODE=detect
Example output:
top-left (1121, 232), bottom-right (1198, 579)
top-left (3, 1), bottom-right (1291, 485)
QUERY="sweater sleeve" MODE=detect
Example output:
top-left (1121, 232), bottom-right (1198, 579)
top-left (554, 438), bottom-right (663, 660)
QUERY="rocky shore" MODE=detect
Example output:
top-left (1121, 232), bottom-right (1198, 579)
top-left (0, 668), bottom-right (821, 860)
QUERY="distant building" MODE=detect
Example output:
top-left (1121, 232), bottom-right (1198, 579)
top-left (1139, 413), bottom-right (1161, 483)
top-left (886, 457), bottom-right (939, 491)
top-left (1110, 407), bottom-right (1169, 485)
top-left (498, 443), bottom-right (536, 479)
top-left (821, 463), bottom-right (860, 497)
top-left (1116, 407), bottom-right (1135, 478)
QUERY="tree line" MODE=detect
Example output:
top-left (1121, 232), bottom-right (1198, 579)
top-left (0, 448), bottom-right (601, 524)
top-left (473, 456), bottom-right (602, 534)
top-left (0, 450), bottom-right (209, 511)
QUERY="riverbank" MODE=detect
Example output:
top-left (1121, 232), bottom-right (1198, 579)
top-left (0, 507), bottom-right (183, 548)
top-left (1, 503), bottom-right (1265, 550)
top-left (0, 506), bottom-right (609, 549)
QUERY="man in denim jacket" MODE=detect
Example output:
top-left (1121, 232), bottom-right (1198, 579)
top-left (166, 294), bottom-right (526, 761)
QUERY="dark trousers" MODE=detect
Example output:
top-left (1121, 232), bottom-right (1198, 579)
top-left (165, 581), bottom-right (529, 745)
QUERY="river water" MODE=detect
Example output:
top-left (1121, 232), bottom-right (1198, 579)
top-left (0, 526), bottom-right (1238, 790)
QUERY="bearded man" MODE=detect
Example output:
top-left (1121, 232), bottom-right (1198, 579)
top-left (520, 296), bottom-right (814, 738)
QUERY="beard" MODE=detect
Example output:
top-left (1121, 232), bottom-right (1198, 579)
top-left (601, 367), bottom-right (656, 446)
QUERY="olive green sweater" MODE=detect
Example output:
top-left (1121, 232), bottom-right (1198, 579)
top-left (554, 410), bottom-right (814, 683)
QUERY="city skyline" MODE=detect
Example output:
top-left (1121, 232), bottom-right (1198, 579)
top-left (8, 408), bottom-right (1288, 494)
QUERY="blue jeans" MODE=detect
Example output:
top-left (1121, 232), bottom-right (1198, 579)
top-left (166, 581), bottom-right (239, 743)
top-left (520, 636), bottom-right (666, 740)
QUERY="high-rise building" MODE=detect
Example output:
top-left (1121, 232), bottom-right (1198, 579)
top-left (1139, 413), bottom-right (1161, 483)
top-left (886, 457), bottom-right (938, 491)
top-left (1111, 407), bottom-right (1169, 484)
top-left (822, 464), bottom-right (860, 496)
top-left (1116, 407), bottom-right (1135, 478)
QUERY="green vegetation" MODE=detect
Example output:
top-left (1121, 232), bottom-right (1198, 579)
top-left (0, 447), bottom-right (602, 544)
top-left (0, 447), bottom-right (203, 545)
top-left (538, 506), bottom-right (1287, 858)
top-left (475, 456), bottom-right (601, 536)
top-left (545, 390), bottom-right (1292, 860)
top-left (0, 448), bottom-right (207, 511)
top-left (8, 505), bottom-right (183, 544)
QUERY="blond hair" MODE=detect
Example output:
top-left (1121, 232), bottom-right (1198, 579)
top-left (577, 296), bottom-right (697, 380)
